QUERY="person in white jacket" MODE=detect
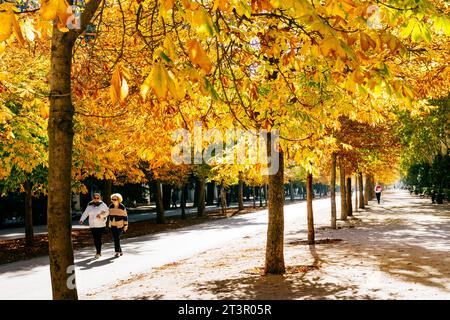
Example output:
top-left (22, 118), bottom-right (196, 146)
top-left (79, 193), bottom-right (109, 259)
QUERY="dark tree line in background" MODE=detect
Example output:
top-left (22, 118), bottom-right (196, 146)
top-left (399, 95), bottom-right (449, 204)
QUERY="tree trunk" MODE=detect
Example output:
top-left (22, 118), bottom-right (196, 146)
top-left (259, 186), bottom-right (263, 207)
top-left (193, 176), bottom-right (200, 207)
top-left (307, 173), bottom-right (315, 245)
top-left (47, 30), bottom-right (78, 300)
top-left (264, 134), bottom-right (285, 274)
top-left (264, 184), bottom-right (268, 206)
top-left (220, 184), bottom-right (227, 215)
top-left (197, 177), bottom-right (206, 217)
top-left (290, 180), bottom-right (295, 201)
top-left (162, 184), bottom-right (171, 210)
top-left (252, 186), bottom-right (256, 208)
top-left (206, 182), bottom-right (215, 205)
top-left (364, 174), bottom-right (369, 205)
top-left (238, 172), bottom-right (244, 211)
top-left (181, 184), bottom-right (187, 219)
top-left (346, 177), bottom-right (353, 217)
top-left (339, 164), bottom-right (347, 220)
top-left (104, 179), bottom-right (112, 206)
top-left (24, 180), bottom-right (34, 247)
top-left (359, 173), bottom-right (365, 209)
top-left (155, 180), bottom-right (165, 224)
top-left (354, 175), bottom-right (358, 212)
top-left (46, 1), bottom-right (101, 299)
top-left (330, 153), bottom-right (337, 229)
top-left (370, 175), bottom-right (375, 200)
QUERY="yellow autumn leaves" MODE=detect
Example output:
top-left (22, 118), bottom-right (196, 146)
top-left (112, 45), bottom-right (212, 104)
top-left (110, 65), bottom-right (130, 104)
top-left (0, 3), bottom-right (26, 46)
top-left (187, 40), bottom-right (213, 74)
top-left (0, 0), bottom-right (70, 48)
top-left (139, 40), bottom-right (212, 102)
top-left (141, 62), bottom-right (185, 101)
top-left (40, 0), bottom-right (69, 21)
top-left (40, 0), bottom-right (72, 32)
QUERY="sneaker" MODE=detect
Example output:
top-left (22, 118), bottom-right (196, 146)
top-left (115, 252), bottom-right (120, 257)
top-left (95, 254), bottom-right (101, 259)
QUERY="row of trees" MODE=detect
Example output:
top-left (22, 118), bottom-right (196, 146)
top-left (1, 0), bottom-right (449, 299)
top-left (399, 95), bottom-right (449, 203)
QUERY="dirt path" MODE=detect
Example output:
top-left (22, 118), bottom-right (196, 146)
top-left (86, 190), bottom-right (450, 300)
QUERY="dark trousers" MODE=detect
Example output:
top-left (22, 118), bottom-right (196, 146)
top-left (111, 226), bottom-right (123, 253)
top-left (91, 227), bottom-right (105, 254)
top-left (376, 192), bottom-right (381, 204)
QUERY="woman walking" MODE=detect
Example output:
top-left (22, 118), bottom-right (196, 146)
top-left (374, 184), bottom-right (382, 204)
top-left (79, 193), bottom-right (109, 259)
top-left (109, 193), bottom-right (128, 257)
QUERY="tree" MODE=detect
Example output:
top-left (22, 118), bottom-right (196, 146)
top-left (330, 153), bottom-right (337, 229)
top-left (346, 176), bottom-right (352, 217)
top-left (238, 171), bottom-right (244, 211)
top-left (265, 134), bottom-right (285, 274)
top-left (0, 44), bottom-right (49, 246)
top-left (339, 162), bottom-right (348, 220)
top-left (358, 172), bottom-right (365, 209)
top-left (306, 172), bottom-right (314, 244)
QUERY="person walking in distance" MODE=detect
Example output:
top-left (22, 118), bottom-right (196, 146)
top-left (374, 184), bottom-right (382, 204)
top-left (109, 193), bottom-right (128, 257)
top-left (79, 193), bottom-right (109, 259)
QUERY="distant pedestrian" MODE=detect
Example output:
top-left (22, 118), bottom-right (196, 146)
top-left (374, 184), bottom-right (382, 204)
top-left (171, 189), bottom-right (178, 208)
top-left (109, 193), bottom-right (128, 257)
top-left (79, 193), bottom-right (109, 259)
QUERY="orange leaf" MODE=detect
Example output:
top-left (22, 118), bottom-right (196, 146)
top-left (187, 40), bottom-right (213, 74)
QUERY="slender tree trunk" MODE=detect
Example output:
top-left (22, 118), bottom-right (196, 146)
top-left (364, 174), bottom-right (369, 205)
top-left (155, 180), bottom-right (165, 224)
top-left (104, 179), bottom-right (112, 206)
top-left (290, 180), bottom-right (295, 201)
top-left (264, 184), bottom-right (268, 206)
top-left (47, 30), bottom-right (78, 300)
top-left (367, 175), bottom-right (373, 200)
top-left (181, 185), bottom-right (187, 219)
top-left (24, 180), bottom-right (34, 247)
top-left (346, 177), bottom-right (353, 217)
top-left (307, 173), bottom-right (315, 245)
top-left (259, 186), bottom-right (263, 207)
top-left (197, 177), bottom-right (206, 217)
top-left (220, 184), bottom-right (227, 215)
top-left (370, 175), bottom-right (375, 200)
top-left (193, 176), bottom-right (199, 207)
top-left (162, 184), bottom-right (171, 210)
top-left (354, 175), bottom-right (358, 212)
top-left (330, 153), bottom-right (337, 229)
top-left (340, 164), bottom-right (348, 220)
top-left (359, 173), bottom-right (365, 209)
top-left (264, 133), bottom-right (285, 274)
top-left (206, 182), bottom-right (215, 205)
top-left (252, 186), bottom-right (256, 208)
top-left (238, 172), bottom-right (244, 211)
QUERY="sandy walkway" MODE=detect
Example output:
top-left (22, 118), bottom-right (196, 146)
top-left (86, 190), bottom-right (450, 300)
